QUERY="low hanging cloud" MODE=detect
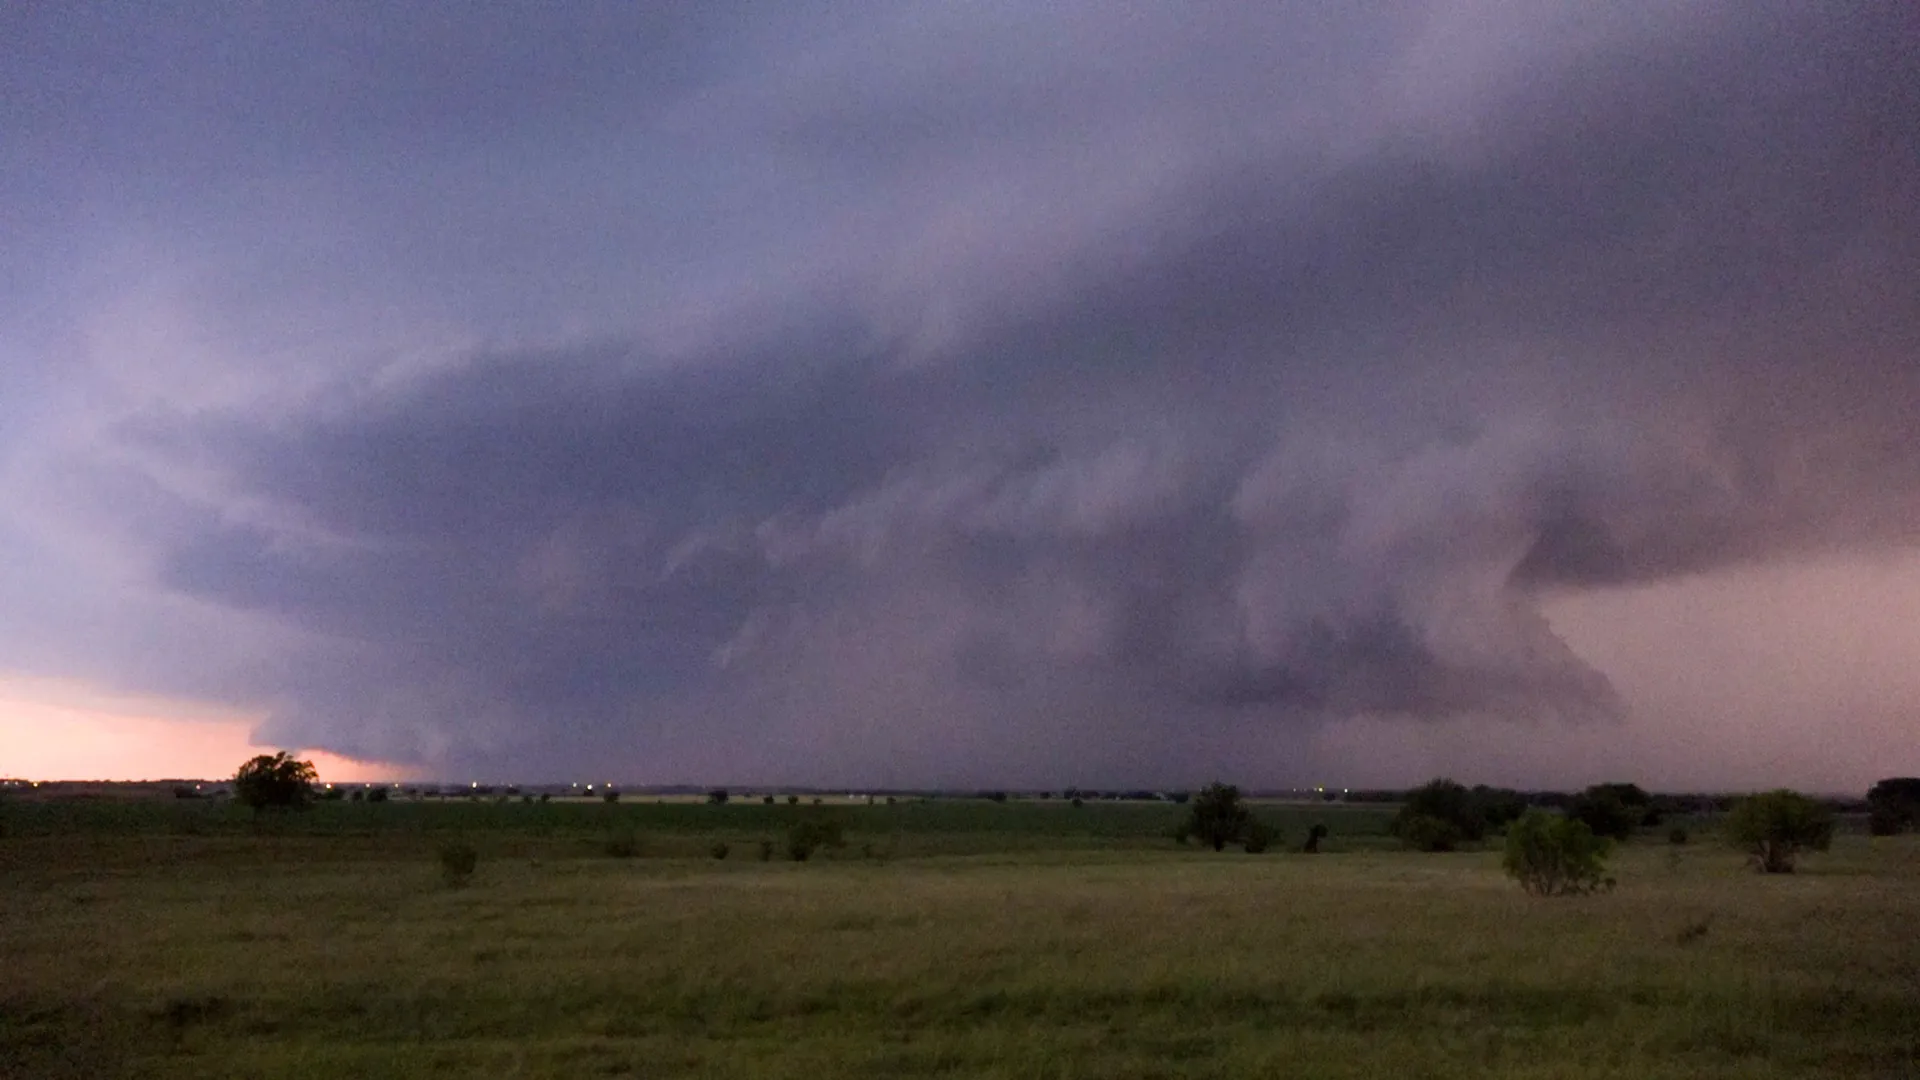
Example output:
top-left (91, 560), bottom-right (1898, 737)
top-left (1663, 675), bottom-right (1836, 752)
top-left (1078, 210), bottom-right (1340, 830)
top-left (3, 2), bottom-right (1916, 783)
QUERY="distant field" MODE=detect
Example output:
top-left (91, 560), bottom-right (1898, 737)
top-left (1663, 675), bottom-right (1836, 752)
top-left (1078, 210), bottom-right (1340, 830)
top-left (0, 796), bottom-right (1404, 857)
top-left (2, 800), bottom-right (1915, 1078)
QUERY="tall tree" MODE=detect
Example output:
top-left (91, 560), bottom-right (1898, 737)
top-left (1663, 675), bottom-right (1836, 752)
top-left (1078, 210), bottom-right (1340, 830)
top-left (233, 752), bottom-right (319, 815)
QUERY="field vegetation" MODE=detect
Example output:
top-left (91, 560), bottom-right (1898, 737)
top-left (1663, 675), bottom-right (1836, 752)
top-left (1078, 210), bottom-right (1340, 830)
top-left (2, 789), bottom-right (1915, 1078)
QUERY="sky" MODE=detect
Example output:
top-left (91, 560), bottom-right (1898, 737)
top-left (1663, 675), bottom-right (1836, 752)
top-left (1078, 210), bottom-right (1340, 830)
top-left (1, 2), bottom-right (1916, 790)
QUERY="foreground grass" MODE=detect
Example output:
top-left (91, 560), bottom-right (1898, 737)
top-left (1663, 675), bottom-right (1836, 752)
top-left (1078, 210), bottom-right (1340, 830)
top-left (3, 832), bottom-right (1917, 1078)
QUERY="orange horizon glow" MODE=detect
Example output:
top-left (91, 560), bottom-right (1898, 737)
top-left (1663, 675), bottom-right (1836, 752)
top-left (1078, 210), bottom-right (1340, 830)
top-left (0, 675), bottom-right (412, 783)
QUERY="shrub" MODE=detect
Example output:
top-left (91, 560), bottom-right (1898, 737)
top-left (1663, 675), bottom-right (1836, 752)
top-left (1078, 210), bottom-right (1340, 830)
top-left (1668, 826), bottom-right (1690, 845)
top-left (438, 841), bottom-right (478, 887)
top-left (1393, 779), bottom-right (1485, 849)
top-left (1396, 813), bottom-right (1465, 852)
top-left (708, 789), bottom-right (730, 805)
top-left (1242, 819), bottom-right (1278, 854)
top-left (1501, 810), bottom-right (1613, 897)
top-left (602, 790), bottom-right (620, 804)
top-left (1726, 790), bottom-right (1833, 873)
top-left (1302, 823), bottom-right (1328, 854)
top-left (1185, 782), bottom-right (1252, 851)
top-left (786, 818), bottom-right (844, 862)
top-left (367, 787), bottom-right (388, 803)
top-left (786, 795), bottom-right (799, 806)
top-left (710, 841), bottom-right (730, 860)
top-left (762, 795), bottom-right (775, 805)
top-left (537, 792), bottom-right (550, 804)
top-left (602, 829), bottom-right (642, 858)
top-left (1070, 797), bottom-right (1084, 809)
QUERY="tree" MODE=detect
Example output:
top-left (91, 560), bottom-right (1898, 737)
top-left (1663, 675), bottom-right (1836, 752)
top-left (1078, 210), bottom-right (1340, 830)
top-left (1184, 782), bottom-right (1253, 851)
top-left (1502, 810), bottom-right (1613, 896)
top-left (1572, 782), bottom-right (1661, 836)
top-left (1566, 785), bottom-right (1642, 841)
top-left (1393, 779), bottom-right (1486, 851)
top-left (1471, 786), bottom-right (1529, 830)
top-left (232, 752), bottom-right (318, 814)
top-left (1725, 790), bottom-right (1834, 873)
top-left (707, 789), bottom-right (730, 805)
top-left (1867, 778), bottom-right (1920, 836)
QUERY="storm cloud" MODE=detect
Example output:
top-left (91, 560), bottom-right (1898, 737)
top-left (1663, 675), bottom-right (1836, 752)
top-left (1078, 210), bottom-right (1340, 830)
top-left (3, 2), bottom-right (1916, 784)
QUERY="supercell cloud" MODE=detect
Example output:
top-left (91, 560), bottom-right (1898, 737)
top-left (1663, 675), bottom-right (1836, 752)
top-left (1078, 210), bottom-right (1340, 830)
top-left (2, 3), bottom-right (1916, 784)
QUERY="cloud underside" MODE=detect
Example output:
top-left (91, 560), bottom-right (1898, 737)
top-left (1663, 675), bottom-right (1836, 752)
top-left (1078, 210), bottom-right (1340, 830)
top-left (10, 3), bottom-right (1919, 781)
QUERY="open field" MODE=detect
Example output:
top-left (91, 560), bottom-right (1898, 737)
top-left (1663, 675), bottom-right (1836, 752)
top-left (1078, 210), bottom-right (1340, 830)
top-left (3, 801), bottom-right (1916, 1078)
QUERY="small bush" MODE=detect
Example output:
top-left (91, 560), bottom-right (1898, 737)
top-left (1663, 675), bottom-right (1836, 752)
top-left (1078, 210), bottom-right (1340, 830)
top-left (710, 841), bottom-right (730, 860)
top-left (1242, 819), bottom-right (1277, 854)
top-left (1396, 813), bottom-right (1465, 853)
top-left (603, 830), bottom-right (642, 858)
top-left (1675, 915), bottom-right (1712, 945)
top-left (367, 787), bottom-right (388, 803)
top-left (438, 841), bottom-right (478, 887)
top-left (1302, 823), bottom-right (1328, 854)
top-left (1071, 797), bottom-right (1084, 809)
top-left (1726, 790), bottom-right (1833, 873)
top-left (1502, 810), bottom-right (1612, 897)
top-left (786, 795), bottom-right (799, 806)
top-left (787, 818), bottom-right (845, 862)
top-left (762, 795), bottom-right (775, 805)
top-left (708, 789), bottom-right (730, 805)
top-left (602, 790), bottom-right (620, 804)
top-left (1668, 826), bottom-right (1689, 845)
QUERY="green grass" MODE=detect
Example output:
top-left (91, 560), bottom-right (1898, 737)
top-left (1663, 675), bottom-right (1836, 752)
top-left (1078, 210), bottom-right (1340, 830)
top-left (2, 803), bottom-right (1916, 1078)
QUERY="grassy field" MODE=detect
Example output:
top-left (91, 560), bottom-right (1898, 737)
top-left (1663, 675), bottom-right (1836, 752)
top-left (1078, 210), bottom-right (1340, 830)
top-left (2, 800), bottom-right (1916, 1078)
